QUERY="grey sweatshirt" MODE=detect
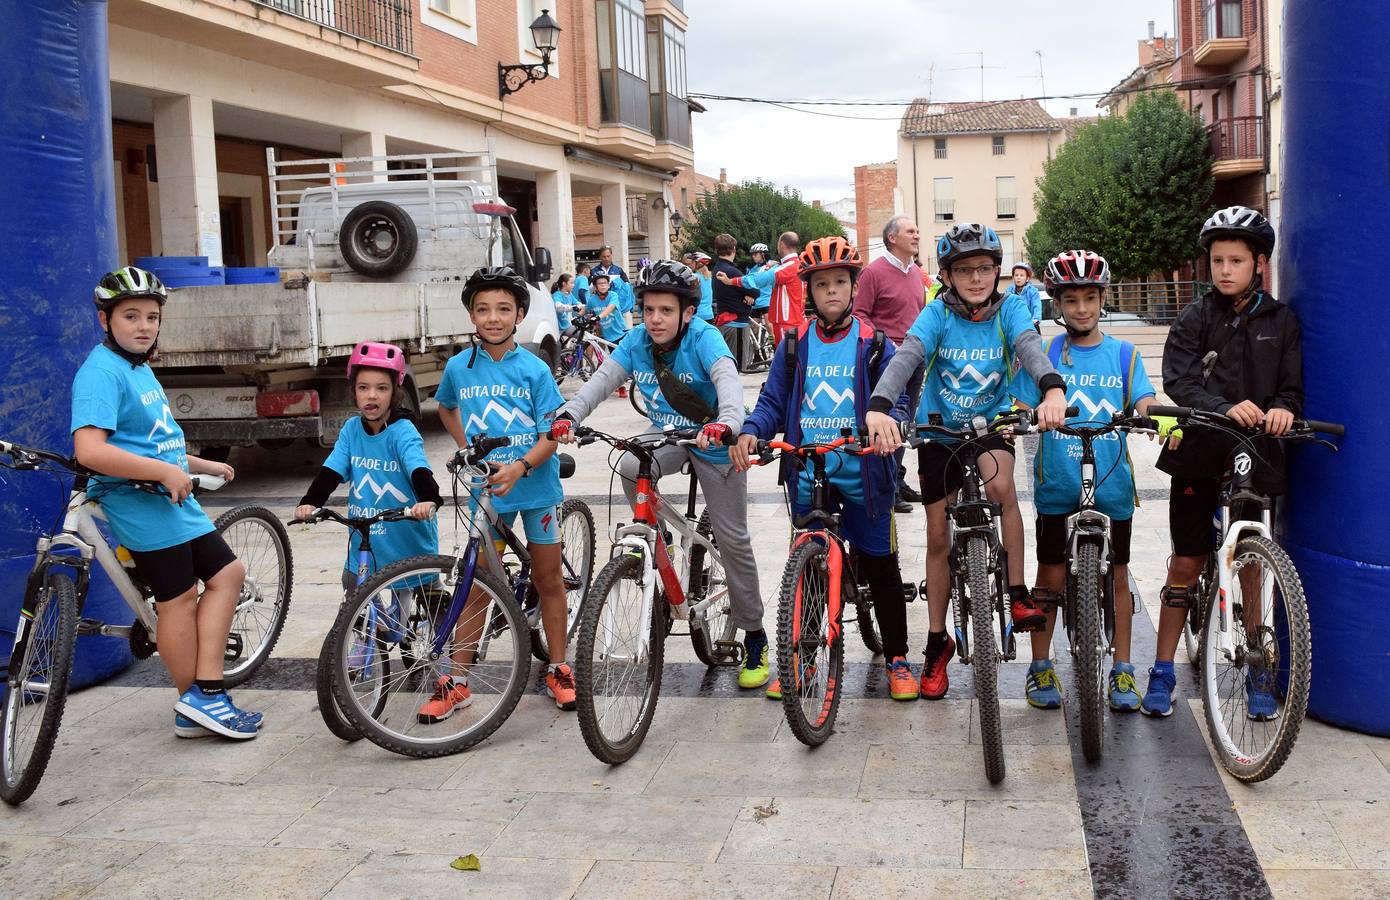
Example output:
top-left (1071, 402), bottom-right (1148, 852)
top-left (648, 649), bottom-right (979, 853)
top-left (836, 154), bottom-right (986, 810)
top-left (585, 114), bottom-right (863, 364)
top-left (560, 354), bottom-right (746, 433)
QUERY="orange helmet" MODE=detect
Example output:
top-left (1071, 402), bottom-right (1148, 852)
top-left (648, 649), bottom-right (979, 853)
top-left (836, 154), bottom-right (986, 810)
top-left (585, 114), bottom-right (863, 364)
top-left (797, 236), bottom-right (863, 282)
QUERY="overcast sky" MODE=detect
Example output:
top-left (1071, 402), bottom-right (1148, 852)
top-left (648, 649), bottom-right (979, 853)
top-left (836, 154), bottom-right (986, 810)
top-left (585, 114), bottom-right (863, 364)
top-left (686, 0), bottom-right (1176, 204)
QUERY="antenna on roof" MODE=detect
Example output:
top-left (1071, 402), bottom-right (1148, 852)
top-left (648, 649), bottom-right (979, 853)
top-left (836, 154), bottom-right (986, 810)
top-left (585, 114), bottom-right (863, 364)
top-left (950, 51), bottom-right (1004, 101)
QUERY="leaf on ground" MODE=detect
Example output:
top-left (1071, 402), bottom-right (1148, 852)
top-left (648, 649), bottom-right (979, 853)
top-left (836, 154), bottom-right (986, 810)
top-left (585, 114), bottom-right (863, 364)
top-left (450, 854), bottom-right (481, 872)
top-left (753, 802), bottom-right (778, 823)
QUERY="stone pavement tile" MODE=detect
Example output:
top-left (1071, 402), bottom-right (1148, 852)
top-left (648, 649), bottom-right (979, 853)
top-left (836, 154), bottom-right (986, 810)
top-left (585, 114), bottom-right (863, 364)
top-left (1374, 744), bottom-right (1390, 776)
top-left (70, 779), bottom-right (332, 847)
top-left (59, 686), bottom-right (182, 734)
top-left (493, 793), bottom-right (745, 863)
top-left (643, 740), bottom-right (869, 799)
top-left (54, 685), bottom-right (143, 727)
top-left (327, 853), bottom-right (593, 899)
top-left (649, 696), bottom-right (782, 743)
top-left (251, 734), bottom-right (468, 790)
top-left (484, 694), bottom-right (576, 743)
top-left (232, 688), bottom-right (333, 736)
top-left (443, 736), bottom-right (669, 795)
top-left (970, 699), bottom-right (1070, 746)
top-left (575, 860), bottom-right (836, 899)
top-left (41, 724), bottom-right (144, 777)
top-left (1317, 800), bottom-right (1390, 869)
top-left (962, 800), bottom-right (1088, 870)
top-left (271, 786), bottom-right (529, 855)
top-left (719, 797), bottom-right (963, 869)
top-left (859, 743), bottom-right (1076, 800)
top-left (0, 834), bottom-right (152, 900)
top-left (774, 698), bottom-right (972, 746)
top-left (831, 867), bottom-right (1093, 899)
top-left (0, 775), bottom-right (147, 837)
top-left (1214, 740), bottom-right (1390, 802)
top-left (85, 843), bottom-right (363, 899)
top-left (1266, 870), bottom-right (1390, 899)
top-left (1234, 800), bottom-right (1354, 870)
top-left (50, 726), bottom-right (305, 784)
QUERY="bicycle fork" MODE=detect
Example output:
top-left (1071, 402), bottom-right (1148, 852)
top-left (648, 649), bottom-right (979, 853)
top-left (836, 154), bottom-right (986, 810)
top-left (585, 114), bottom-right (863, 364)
top-left (1212, 519), bottom-right (1275, 666)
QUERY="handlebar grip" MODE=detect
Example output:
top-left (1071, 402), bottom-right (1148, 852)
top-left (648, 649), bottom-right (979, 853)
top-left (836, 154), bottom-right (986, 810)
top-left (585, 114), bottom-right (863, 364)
top-left (474, 435), bottom-right (512, 455)
top-left (1146, 404), bottom-right (1193, 419)
top-left (1065, 405), bottom-right (1080, 419)
top-left (1305, 419), bottom-right (1345, 437)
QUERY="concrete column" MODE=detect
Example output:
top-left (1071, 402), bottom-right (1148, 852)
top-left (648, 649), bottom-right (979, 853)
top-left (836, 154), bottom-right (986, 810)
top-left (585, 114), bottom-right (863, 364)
top-left (600, 181), bottom-right (629, 271)
top-left (152, 94), bottom-right (222, 265)
top-left (341, 131), bottom-right (387, 184)
top-left (649, 193), bottom-right (672, 261)
top-left (536, 169), bottom-right (575, 272)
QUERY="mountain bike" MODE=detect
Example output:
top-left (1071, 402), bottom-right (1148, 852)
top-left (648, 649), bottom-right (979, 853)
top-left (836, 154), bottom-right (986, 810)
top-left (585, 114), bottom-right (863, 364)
top-left (1148, 405), bottom-right (1343, 782)
top-left (0, 439), bottom-right (291, 805)
top-left (745, 314), bottom-right (775, 373)
top-left (567, 426), bottom-right (737, 764)
top-left (555, 313), bottom-right (646, 416)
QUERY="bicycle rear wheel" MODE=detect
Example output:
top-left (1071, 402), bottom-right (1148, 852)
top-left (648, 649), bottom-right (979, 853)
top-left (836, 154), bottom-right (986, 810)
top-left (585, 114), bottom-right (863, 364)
top-left (575, 553), bottom-right (665, 764)
top-left (1, 570), bottom-right (78, 806)
top-left (316, 635), bottom-right (363, 741)
top-left (687, 509), bottom-right (735, 664)
top-left (627, 378), bottom-right (649, 416)
top-left (215, 505), bottom-right (293, 687)
top-left (967, 537), bottom-right (1006, 784)
top-left (1201, 536), bottom-right (1310, 783)
top-left (776, 541), bottom-right (845, 746)
top-left (1071, 542), bottom-right (1106, 763)
top-left (327, 555), bottom-right (528, 758)
top-left (848, 550), bottom-right (884, 655)
top-left (1183, 555), bottom-right (1215, 667)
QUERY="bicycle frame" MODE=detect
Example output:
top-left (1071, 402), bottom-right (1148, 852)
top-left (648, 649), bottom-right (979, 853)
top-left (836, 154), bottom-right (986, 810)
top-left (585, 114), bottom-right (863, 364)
top-left (1209, 449), bottom-right (1277, 666)
top-left (946, 443), bottom-right (1008, 662)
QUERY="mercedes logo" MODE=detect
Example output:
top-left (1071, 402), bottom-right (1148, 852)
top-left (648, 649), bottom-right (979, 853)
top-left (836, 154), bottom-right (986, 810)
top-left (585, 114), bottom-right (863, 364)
top-left (175, 393), bottom-right (194, 415)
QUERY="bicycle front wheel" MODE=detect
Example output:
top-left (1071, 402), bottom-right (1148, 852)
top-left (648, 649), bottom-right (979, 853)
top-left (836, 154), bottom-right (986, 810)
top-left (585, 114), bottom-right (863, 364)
top-left (1071, 541), bottom-right (1106, 763)
top-left (688, 509), bottom-right (736, 665)
top-left (776, 541), bottom-right (845, 746)
top-left (214, 505), bottom-right (293, 686)
top-left (1202, 536), bottom-right (1310, 783)
top-left (1, 570), bottom-right (78, 806)
top-left (327, 555), bottom-right (528, 758)
top-left (575, 553), bottom-right (665, 764)
top-left (967, 536), bottom-right (1006, 784)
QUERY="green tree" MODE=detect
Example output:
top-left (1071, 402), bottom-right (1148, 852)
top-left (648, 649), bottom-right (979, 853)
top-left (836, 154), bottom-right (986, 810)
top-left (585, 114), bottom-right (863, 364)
top-left (1026, 91), bottom-right (1213, 281)
top-left (677, 179), bottom-right (844, 263)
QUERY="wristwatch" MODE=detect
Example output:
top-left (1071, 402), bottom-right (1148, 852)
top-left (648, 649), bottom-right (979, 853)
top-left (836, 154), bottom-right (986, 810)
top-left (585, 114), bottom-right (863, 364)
top-left (519, 458), bottom-right (534, 478)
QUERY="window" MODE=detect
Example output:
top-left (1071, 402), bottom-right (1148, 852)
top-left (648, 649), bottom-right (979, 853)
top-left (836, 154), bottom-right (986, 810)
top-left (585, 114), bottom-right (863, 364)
top-left (933, 177), bottom-right (954, 222)
top-left (614, 0), bottom-right (646, 78)
top-left (997, 232), bottom-right (1015, 270)
top-left (516, 0), bottom-right (561, 73)
top-left (992, 135), bottom-right (1005, 156)
top-left (646, 16), bottom-right (689, 145)
top-left (597, 0), bottom-right (650, 130)
top-left (423, 0), bottom-right (477, 43)
top-left (996, 176), bottom-right (1017, 219)
top-left (1204, 0), bottom-right (1243, 40)
top-left (934, 138), bottom-right (947, 160)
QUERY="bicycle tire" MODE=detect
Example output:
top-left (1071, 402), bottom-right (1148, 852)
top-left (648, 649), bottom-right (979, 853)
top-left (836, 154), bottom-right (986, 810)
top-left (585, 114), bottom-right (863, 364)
top-left (776, 541), bottom-right (845, 746)
top-left (530, 498), bottom-right (597, 663)
top-left (1, 570), bottom-right (78, 806)
top-left (967, 537), bottom-right (1006, 784)
top-left (327, 555), bottom-right (528, 758)
top-left (1201, 536), bottom-right (1310, 783)
top-left (1183, 556), bottom-right (1215, 669)
top-left (214, 504), bottom-right (293, 687)
top-left (687, 509), bottom-right (736, 665)
top-left (316, 635), bottom-right (363, 741)
top-left (1072, 541), bottom-right (1106, 763)
top-left (850, 550), bottom-right (884, 655)
top-left (575, 552), bottom-right (665, 764)
top-left (628, 378), bottom-right (650, 417)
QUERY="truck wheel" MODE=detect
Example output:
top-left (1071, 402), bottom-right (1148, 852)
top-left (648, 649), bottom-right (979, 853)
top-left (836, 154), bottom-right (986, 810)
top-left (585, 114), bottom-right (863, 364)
top-left (339, 201), bottom-right (418, 278)
top-left (200, 445), bottom-right (232, 464)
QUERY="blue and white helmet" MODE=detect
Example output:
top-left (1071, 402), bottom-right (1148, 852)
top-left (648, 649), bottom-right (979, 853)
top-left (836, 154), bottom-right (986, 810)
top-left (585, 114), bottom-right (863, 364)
top-left (937, 223), bottom-right (1003, 269)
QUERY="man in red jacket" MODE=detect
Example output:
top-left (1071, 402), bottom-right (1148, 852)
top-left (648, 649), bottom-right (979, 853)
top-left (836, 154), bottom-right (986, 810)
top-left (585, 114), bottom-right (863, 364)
top-left (717, 231), bottom-right (805, 345)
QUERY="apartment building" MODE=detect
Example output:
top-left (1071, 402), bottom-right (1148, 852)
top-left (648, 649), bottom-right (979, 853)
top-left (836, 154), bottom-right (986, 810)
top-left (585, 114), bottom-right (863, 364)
top-left (106, 0), bottom-right (697, 273)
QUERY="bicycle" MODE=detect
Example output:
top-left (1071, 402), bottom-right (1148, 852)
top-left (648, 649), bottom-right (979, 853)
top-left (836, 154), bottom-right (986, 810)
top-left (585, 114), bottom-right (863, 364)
top-left (0, 439), bottom-right (291, 805)
top-left (555, 313), bottom-right (646, 417)
top-left (903, 408), bottom-right (1074, 784)
top-left (320, 435), bottom-right (594, 757)
top-left (1147, 405), bottom-right (1343, 782)
top-left (745, 314), bottom-right (775, 373)
top-left (567, 426), bottom-right (737, 764)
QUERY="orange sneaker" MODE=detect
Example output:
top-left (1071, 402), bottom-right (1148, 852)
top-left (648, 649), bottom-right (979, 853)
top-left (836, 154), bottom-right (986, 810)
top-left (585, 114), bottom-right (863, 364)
top-left (546, 663), bottom-right (577, 711)
top-left (886, 657), bottom-right (918, 701)
top-left (416, 676), bottom-right (472, 723)
top-left (1010, 594), bottom-right (1046, 632)
top-left (919, 636), bottom-right (956, 700)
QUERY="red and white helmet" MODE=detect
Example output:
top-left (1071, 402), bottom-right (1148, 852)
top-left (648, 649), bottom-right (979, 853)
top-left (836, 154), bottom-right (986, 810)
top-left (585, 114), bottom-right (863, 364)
top-left (347, 340), bottom-right (407, 385)
top-left (1044, 250), bottom-right (1110, 292)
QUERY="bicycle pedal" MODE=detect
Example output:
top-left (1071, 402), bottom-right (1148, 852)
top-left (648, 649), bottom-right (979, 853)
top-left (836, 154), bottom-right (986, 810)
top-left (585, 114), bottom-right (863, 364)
top-left (902, 583), bottom-right (918, 604)
top-left (1160, 584), bottom-right (1194, 609)
top-left (77, 617), bottom-right (105, 636)
top-left (713, 640), bottom-right (745, 666)
top-left (224, 632), bottom-right (244, 661)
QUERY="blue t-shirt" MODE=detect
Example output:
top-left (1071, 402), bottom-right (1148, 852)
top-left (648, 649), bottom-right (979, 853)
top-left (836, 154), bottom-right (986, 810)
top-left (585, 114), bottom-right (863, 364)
top-left (746, 262), bottom-right (774, 310)
top-left (797, 327), bottom-right (862, 505)
top-left (612, 318), bottom-right (735, 463)
top-left (436, 344), bottom-right (564, 513)
top-left (908, 295), bottom-right (1035, 431)
top-left (573, 273), bottom-right (590, 304)
top-left (585, 287), bottom-right (630, 343)
top-left (1012, 335), bottom-right (1156, 518)
top-left (324, 416), bottom-right (439, 572)
top-left (696, 273), bottom-right (714, 322)
top-left (69, 344), bottom-right (214, 552)
top-left (552, 290), bottom-right (574, 329)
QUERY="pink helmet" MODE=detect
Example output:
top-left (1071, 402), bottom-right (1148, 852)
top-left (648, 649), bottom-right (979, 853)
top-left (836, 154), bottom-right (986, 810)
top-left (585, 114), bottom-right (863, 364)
top-left (347, 341), bottom-right (407, 385)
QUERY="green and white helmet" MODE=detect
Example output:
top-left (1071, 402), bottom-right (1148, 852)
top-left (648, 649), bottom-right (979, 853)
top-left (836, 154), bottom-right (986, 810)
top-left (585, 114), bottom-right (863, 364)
top-left (93, 266), bottom-right (167, 311)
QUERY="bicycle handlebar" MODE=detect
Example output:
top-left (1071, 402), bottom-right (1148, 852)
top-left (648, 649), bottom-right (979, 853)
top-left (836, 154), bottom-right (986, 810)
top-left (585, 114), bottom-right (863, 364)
top-left (447, 434), bottom-right (514, 473)
top-left (901, 406), bottom-right (1081, 445)
top-left (1147, 405), bottom-right (1346, 438)
top-left (561, 425), bottom-right (733, 451)
top-left (292, 506), bottom-right (410, 528)
top-left (755, 435), bottom-right (876, 464)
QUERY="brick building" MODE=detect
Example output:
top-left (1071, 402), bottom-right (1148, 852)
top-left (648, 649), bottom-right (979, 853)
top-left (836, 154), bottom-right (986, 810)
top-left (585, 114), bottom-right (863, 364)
top-left (1098, 22), bottom-right (1177, 117)
top-left (853, 161), bottom-right (897, 259)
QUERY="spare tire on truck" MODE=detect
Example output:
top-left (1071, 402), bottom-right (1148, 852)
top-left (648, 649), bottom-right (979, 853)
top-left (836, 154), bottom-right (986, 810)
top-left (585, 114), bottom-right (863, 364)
top-left (338, 201), bottom-right (418, 277)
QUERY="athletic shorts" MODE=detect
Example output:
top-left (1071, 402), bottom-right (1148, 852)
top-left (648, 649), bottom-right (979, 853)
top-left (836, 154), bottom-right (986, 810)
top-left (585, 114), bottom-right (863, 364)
top-left (494, 505), bottom-right (561, 547)
top-left (130, 531), bottom-right (238, 603)
top-left (791, 490), bottom-right (895, 556)
top-left (916, 433), bottom-right (1014, 506)
top-left (1036, 513), bottom-right (1133, 566)
top-left (1169, 476), bottom-right (1268, 558)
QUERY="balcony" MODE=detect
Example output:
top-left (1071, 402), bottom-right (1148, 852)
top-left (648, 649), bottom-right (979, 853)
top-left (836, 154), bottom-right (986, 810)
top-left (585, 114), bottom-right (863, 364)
top-left (1195, 0), bottom-right (1248, 67)
top-left (934, 198), bottom-right (955, 222)
top-left (997, 196), bottom-right (1017, 219)
top-left (254, 0), bottom-right (413, 56)
top-left (1208, 116), bottom-right (1264, 179)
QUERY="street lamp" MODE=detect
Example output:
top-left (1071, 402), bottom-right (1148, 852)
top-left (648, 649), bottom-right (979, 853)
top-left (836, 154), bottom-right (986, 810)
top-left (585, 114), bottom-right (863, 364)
top-left (498, 9), bottom-right (562, 98)
top-left (670, 209), bottom-right (685, 243)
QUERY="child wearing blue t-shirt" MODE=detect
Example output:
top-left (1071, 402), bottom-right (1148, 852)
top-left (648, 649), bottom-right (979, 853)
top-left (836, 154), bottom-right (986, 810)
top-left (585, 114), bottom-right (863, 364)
top-left (584, 272), bottom-right (631, 345)
top-left (1011, 251), bottom-right (1158, 713)
top-left (71, 267), bottom-right (257, 740)
top-left (435, 267), bottom-right (573, 713)
top-left (551, 273), bottom-right (578, 332)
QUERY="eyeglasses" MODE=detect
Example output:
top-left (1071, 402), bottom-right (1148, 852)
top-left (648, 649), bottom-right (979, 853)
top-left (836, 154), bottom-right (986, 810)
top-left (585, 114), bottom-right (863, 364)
top-left (951, 263), bottom-right (998, 280)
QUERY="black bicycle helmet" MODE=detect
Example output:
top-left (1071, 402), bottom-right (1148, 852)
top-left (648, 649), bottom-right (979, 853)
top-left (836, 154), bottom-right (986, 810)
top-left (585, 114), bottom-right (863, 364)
top-left (94, 266), bottom-right (167, 311)
top-left (634, 259), bottom-right (701, 308)
top-left (1199, 205), bottom-right (1275, 257)
top-left (936, 223), bottom-right (1004, 270)
top-left (461, 266), bottom-right (530, 312)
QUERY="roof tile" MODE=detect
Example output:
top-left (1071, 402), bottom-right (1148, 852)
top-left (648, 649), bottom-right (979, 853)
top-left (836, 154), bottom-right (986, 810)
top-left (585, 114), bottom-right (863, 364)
top-left (900, 99), bottom-right (1060, 136)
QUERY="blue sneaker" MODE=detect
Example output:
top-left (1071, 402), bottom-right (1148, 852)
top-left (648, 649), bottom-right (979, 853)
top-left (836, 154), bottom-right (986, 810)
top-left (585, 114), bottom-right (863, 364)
top-left (1141, 666), bottom-right (1176, 717)
top-left (1246, 668), bottom-right (1280, 721)
top-left (1025, 660), bottom-right (1063, 710)
top-left (1108, 662), bottom-right (1142, 712)
top-left (174, 686), bottom-right (261, 740)
top-left (174, 712), bottom-right (212, 739)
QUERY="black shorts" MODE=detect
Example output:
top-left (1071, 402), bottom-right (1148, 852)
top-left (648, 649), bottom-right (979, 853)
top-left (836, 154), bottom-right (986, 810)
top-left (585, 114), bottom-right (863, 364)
top-left (916, 434), bottom-right (1015, 506)
top-left (129, 531), bottom-right (238, 603)
top-left (1036, 513), bottom-right (1133, 566)
top-left (1169, 476), bottom-right (1222, 557)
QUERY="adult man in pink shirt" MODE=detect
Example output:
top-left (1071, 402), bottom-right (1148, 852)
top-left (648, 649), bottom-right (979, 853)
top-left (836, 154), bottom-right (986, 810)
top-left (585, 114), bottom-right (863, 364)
top-left (854, 215), bottom-right (927, 511)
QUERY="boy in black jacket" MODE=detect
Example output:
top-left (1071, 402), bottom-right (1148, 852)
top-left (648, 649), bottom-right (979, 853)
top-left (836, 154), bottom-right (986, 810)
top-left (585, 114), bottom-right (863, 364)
top-left (1144, 206), bottom-right (1303, 719)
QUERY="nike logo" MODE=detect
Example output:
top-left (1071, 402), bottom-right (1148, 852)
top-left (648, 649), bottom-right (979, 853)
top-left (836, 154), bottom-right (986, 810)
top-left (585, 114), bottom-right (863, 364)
top-left (1255, 334), bottom-right (1277, 342)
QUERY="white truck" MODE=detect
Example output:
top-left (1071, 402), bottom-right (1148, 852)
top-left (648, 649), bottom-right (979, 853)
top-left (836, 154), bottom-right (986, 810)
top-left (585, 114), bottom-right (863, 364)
top-left (153, 143), bottom-right (559, 459)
